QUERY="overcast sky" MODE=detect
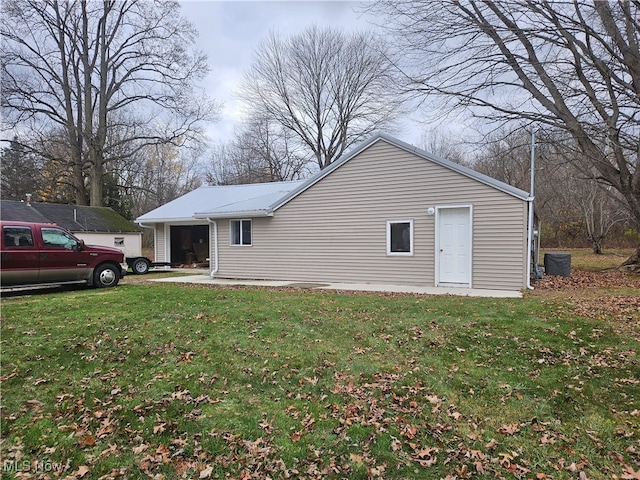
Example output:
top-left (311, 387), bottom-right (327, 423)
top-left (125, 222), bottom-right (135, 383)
top-left (178, 0), bottom-right (429, 147)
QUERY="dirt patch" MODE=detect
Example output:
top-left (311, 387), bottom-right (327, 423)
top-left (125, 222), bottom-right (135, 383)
top-left (286, 282), bottom-right (331, 289)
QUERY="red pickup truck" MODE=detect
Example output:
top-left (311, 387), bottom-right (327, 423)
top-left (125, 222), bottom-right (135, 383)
top-left (1, 221), bottom-right (127, 289)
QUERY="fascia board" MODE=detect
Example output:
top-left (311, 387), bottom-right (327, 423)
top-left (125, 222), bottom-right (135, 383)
top-left (194, 210), bottom-right (274, 220)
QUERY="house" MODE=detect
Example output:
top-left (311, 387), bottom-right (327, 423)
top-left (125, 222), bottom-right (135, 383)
top-left (0, 200), bottom-right (142, 257)
top-left (136, 133), bottom-right (534, 291)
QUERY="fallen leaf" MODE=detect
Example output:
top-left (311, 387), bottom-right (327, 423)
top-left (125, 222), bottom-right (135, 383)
top-left (75, 466), bottom-right (90, 477)
top-left (199, 465), bottom-right (213, 478)
top-left (497, 423), bottom-right (520, 435)
top-left (77, 434), bottom-right (96, 447)
top-left (391, 436), bottom-right (402, 452)
top-left (413, 446), bottom-right (438, 467)
top-left (620, 466), bottom-right (640, 480)
top-left (132, 443), bottom-right (149, 454)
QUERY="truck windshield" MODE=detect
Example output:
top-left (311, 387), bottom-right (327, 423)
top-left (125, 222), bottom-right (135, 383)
top-left (41, 227), bottom-right (80, 250)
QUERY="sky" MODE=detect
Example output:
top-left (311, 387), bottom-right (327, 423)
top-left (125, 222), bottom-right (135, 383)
top-left (177, 0), bottom-right (429, 147)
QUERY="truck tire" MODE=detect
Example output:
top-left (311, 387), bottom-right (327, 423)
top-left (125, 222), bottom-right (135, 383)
top-left (93, 264), bottom-right (120, 288)
top-left (131, 258), bottom-right (150, 275)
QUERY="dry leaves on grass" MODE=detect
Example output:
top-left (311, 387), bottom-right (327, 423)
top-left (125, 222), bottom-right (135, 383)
top-left (534, 269), bottom-right (640, 291)
top-left (533, 270), bottom-right (639, 337)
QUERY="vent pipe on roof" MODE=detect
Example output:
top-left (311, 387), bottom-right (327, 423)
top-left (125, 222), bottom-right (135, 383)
top-left (74, 208), bottom-right (77, 222)
top-left (25, 193), bottom-right (32, 206)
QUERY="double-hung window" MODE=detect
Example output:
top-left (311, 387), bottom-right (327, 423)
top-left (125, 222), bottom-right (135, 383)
top-left (386, 220), bottom-right (413, 256)
top-left (230, 219), bottom-right (252, 246)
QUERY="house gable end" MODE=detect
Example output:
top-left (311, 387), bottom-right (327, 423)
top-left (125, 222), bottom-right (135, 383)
top-left (270, 133), bottom-right (530, 213)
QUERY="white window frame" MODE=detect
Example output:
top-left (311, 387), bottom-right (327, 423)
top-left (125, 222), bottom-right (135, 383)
top-left (230, 219), bottom-right (252, 246)
top-left (386, 219), bottom-right (414, 256)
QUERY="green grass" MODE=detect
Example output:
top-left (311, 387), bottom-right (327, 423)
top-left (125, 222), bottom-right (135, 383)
top-left (1, 278), bottom-right (639, 479)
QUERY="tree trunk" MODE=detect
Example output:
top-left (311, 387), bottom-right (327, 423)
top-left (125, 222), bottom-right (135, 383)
top-left (621, 243), bottom-right (640, 272)
top-left (592, 241), bottom-right (602, 255)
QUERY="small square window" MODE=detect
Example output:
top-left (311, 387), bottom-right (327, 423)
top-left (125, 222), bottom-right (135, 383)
top-left (387, 220), bottom-right (413, 255)
top-left (114, 237), bottom-right (124, 246)
top-left (230, 219), bottom-right (252, 246)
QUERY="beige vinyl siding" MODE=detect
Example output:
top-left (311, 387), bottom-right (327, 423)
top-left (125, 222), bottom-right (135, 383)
top-left (215, 140), bottom-right (528, 290)
top-left (155, 223), bottom-right (166, 263)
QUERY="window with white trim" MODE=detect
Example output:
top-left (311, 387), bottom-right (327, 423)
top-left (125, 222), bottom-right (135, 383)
top-left (230, 219), bottom-right (252, 246)
top-left (386, 220), bottom-right (413, 255)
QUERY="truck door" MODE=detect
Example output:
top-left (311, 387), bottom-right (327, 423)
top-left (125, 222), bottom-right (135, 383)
top-left (1, 225), bottom-right (39, 285)
top-left (39, 226), bottom-right (92, 283)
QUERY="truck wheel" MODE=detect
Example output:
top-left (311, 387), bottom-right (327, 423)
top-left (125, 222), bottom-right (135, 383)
top-left (131, 258), bottom-right (150, 274)
top-left (93, 264), bottom-right (120, 288)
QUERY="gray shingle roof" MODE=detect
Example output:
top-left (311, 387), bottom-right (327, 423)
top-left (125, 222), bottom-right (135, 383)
top-left (0, 201), bottom-right (140, 233)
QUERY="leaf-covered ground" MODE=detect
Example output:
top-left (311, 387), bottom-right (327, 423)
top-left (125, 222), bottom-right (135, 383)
top-left (532, 269), bottom-right (640, 342)
top-left (1, 266), bottom-right (639, 480)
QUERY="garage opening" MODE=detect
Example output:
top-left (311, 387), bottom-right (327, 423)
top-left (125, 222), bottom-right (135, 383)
top-left (170, 225), bottom-right (209, 266)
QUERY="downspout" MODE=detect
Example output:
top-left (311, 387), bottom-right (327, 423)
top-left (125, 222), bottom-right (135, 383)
top-left (526, 130), bottom-right (536, 290)
top-left (527, 197), bottom-right (535, 290)
top-left (136, 222), bottom-right (158, 261)
top-left (206, 218), bottom-right (218, 279)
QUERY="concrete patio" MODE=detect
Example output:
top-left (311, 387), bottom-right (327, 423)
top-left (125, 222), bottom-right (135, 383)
top-left (150, 273), bottom-right (523, 298)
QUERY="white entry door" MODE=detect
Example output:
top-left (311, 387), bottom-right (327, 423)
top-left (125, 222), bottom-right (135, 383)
top-left (437, 206), bottom-right (472, 286)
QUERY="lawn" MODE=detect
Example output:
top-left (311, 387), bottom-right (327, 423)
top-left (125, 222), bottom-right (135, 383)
top-left (1, 255), bottom-right (639, 479)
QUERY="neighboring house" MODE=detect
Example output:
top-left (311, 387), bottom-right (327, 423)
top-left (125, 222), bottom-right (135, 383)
top-left (137, 133), bottom-right (534, 291)
top-left (0, 200), bottom-right (142, 257)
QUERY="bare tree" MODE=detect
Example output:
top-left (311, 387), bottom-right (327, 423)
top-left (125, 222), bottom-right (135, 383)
top-left (418, 129), bottom-right (468, 165)
top-left (473, 128), bottom-right (628, 252)
top-left (579, 178), bottom-right (628, 254)
top-left (238, 25), bottom-right (402, 171)
top-left (206, 117), bottom-right (312, 186)
top-left (1, 0), bottom-right (218, 206)
top-left (119, 142), bottom-right (204, 219)
top-left (372, 0), bottom-right (640, 266)
top-left (243, 116), bottom-right (312, 182)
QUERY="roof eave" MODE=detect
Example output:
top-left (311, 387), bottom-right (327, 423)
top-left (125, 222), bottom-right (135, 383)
top-left (135, 217), bottom-right (206, 224)
top-left (194, 210), bottom-right (274, 220)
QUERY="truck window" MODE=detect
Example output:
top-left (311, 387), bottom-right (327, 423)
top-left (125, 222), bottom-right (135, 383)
top-left (3, 226), bottom-right (34, 247)
top-left (41, 227), bottom-right (79, 250)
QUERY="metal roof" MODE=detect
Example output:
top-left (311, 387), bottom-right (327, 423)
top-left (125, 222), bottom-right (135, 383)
top-left (136, 181), bottom-right (304, 223)
top-left (136, 133), bottom-right (531, 224)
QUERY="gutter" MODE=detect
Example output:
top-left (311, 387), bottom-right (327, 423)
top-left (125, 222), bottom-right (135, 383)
top-left (136, 222), bottom-right (155, 229)
top-left (194, 210), bottom-right (274, 220)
